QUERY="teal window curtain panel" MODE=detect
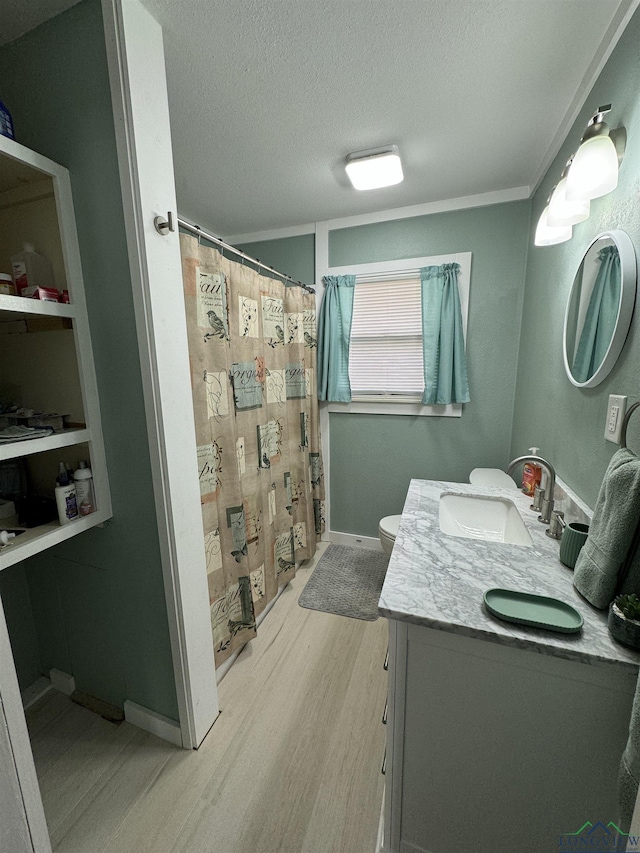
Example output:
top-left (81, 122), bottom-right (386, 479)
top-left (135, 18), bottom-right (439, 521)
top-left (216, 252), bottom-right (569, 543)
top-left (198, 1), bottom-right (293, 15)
top-left (421, 263), bottom-right (470, 405)
top-left (572, 245), bottom-right (621, 382)
top-left (317, 275), bottom-right (356, 402)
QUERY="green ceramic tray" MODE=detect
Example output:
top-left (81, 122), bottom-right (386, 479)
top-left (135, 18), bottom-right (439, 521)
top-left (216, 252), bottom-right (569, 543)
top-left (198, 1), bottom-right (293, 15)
top-left (483, 588), bottom-right (583, 634)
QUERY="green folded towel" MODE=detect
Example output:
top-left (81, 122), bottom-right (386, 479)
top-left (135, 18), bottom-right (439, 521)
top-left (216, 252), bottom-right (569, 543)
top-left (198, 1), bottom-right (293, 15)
top-left (573, 448), bottom-right (640, 609)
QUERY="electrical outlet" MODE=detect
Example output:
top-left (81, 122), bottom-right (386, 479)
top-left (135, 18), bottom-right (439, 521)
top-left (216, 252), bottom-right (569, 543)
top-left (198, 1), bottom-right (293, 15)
top-left (605, 394), bottom-right (627, 444)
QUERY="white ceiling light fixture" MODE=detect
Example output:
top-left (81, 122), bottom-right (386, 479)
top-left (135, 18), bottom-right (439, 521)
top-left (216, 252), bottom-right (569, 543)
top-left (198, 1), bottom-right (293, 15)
top-left (534, 192), bottom-right (572, 246)
top-left (547, 158), bottom-right (590, 227)
top-left (345, 145), bottom-right (404, 191)
top-left (565, 105), bottom-right (626, 202)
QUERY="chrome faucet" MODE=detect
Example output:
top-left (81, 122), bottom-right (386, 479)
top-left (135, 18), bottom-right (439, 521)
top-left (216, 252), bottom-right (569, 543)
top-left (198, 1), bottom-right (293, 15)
top-left (506, 455), bottom-right (556, 524)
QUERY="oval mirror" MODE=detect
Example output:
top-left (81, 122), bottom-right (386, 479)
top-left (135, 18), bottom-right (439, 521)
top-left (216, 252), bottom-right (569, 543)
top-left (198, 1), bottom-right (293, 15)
top-left (563, 229), bottom-right (637, 388)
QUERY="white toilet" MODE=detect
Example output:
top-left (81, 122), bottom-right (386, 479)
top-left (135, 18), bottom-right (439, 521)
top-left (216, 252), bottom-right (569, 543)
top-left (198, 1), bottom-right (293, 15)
top-left (379, 515), bottom-right (401, 556)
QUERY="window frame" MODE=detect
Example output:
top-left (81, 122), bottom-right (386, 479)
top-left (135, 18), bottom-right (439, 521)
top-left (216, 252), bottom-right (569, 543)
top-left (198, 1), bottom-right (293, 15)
top-left (323, 252), bottom-right (472, 417)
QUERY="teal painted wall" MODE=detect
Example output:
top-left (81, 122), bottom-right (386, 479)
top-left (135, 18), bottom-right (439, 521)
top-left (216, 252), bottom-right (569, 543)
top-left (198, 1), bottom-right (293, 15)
top-left (511, 6), bottom-right (640, 509)
top-left (328, 204), bottom-right (530, 536)
top-left (0, 567), bottom-right (41, 692)
top-left (0, 0), bottom-right (178, 718)
top-left (236, 234), bottom-right (316, 285)
top-left (238, 204), bottom-right (531, 537)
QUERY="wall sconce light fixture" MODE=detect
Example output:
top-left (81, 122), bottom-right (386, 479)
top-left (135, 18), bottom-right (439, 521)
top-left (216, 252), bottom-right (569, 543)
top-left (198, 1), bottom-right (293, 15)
top-left (546, 158), bottom-right (590, 226)
top-left (535, 104), bottom-right (626, 248)
top-left (565, 105), bottom-right (626, 201)
top-left (534, 192), bottom-right (573, 246)
top-left (345, 145), bottom-right (404, 191)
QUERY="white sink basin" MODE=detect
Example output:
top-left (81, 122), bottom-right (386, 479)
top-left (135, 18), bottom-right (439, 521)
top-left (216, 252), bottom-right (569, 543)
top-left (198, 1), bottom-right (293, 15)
top-left (439, 492), bottom-right (533, 546)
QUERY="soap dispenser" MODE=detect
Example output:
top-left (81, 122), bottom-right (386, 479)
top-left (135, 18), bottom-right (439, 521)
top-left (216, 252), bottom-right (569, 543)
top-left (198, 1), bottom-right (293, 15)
top-left (521, 447), bottom-right (543, 497)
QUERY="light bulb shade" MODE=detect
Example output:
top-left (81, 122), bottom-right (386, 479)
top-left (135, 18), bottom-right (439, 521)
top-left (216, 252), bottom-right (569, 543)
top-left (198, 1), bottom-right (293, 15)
top-left (565, 134), bottom-right (619, 201)
top-left (546, 178), bottom-right (590, 226)
top-left (534, 205), bottom-right (572, 246)
top-left (345, 147), bottom-right (403, 190)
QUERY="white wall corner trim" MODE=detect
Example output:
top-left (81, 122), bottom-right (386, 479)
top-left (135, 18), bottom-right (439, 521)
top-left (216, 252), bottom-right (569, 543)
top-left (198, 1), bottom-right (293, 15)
top-left (123, 700), bottom-right (183, 747)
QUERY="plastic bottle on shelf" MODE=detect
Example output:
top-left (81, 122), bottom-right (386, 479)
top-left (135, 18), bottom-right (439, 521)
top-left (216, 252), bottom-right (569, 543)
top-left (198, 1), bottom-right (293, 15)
top-left (0, 273), bottom-right (15, 295)
top-left (10, 243), bottom-right (57, 299)
top-left (73, 461), bottom-right (95, 516)
top-left (521, 447), bottom-right (543, 497)
top-left (0, 101), bottom-right (14, 140)
top-left (54, 462), bottom-right (79, 525)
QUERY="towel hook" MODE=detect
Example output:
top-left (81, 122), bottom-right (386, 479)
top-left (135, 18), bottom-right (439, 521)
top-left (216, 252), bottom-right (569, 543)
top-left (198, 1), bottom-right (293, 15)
top-left (620, 401), bottom-right (640, 449)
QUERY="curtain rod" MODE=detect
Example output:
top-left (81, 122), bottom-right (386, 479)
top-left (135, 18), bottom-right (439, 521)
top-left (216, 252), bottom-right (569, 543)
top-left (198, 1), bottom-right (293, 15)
top-left (177, 217), bottom-right (315, 294)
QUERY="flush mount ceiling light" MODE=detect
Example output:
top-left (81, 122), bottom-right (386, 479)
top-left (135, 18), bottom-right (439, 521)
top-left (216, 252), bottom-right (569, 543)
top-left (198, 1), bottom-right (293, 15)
top-left (345, 145), bottom-right (404, 191)
top-left (546, 158), bottom-right (590, 227)
top-left (534, 192), bottom-right (572, 247)
top-left (565, 105), bottom-right (626, 202)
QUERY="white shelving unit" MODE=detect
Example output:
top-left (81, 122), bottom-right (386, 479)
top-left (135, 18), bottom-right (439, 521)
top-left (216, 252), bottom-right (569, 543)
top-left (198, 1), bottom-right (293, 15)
top-left (0, 135), bottom-right (112, 571)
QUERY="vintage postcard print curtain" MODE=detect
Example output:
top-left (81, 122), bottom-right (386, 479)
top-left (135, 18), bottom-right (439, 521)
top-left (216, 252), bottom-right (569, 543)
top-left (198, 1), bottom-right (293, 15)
top-left (181, 233), bottom-right (325, 666)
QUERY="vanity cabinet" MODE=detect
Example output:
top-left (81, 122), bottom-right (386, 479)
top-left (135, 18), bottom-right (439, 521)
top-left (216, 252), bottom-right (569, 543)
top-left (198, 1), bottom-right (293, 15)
top-left (0, 134), bottom-right (111, 570)
top-left (384, 619), bottom-right (636, 853)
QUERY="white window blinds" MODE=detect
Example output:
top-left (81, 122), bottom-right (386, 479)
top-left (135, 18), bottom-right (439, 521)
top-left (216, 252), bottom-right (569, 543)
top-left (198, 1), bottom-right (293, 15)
top-left (349, 276), bottom-right (423, 398)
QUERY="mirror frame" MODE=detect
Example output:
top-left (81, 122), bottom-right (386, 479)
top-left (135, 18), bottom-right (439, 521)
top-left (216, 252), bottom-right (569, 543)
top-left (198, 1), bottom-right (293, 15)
top-left (563, 229), bottom-right (637, 388)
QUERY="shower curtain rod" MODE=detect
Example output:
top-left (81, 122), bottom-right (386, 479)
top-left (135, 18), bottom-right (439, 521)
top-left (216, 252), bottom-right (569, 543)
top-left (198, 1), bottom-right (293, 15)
top-left (177, 217), bottom-right (315, 294)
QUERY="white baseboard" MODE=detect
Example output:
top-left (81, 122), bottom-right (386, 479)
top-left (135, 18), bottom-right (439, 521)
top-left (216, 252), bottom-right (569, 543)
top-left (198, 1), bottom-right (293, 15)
top-left (400, 840), bottom-right (434, 853)
top-left (376, 791), bottom-right (385, 852)
top-left (329, 530), bottom-right (383, 551)
top-left (21, 676), bottom-right (52, 710)
top-left (123, 700), bottom-right (182, 747)
top-left (214, 647), bottom-right (241, 685)
top-left (50, 668), bottom-right (76, 695)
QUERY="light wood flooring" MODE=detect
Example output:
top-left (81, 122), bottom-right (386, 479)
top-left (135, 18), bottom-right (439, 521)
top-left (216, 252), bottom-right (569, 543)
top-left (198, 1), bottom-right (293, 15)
top-left (26, 545), bottom-right (388, 853)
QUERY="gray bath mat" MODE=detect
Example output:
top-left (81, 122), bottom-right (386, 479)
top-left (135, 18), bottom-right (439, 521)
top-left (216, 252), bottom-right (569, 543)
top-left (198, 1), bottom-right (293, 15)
top-left (298, 544), bottom-right (389, 621)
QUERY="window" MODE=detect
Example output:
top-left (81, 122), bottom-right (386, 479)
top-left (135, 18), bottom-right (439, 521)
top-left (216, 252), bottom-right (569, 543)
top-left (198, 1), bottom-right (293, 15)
top-left (349, 276), bottom-right (423, 400)
top-left (320, 252), bottom-right (471, 417)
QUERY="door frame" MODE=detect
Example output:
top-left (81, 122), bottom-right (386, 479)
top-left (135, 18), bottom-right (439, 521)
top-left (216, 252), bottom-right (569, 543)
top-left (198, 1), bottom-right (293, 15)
top-left (0, 598), bottom-right (51, 852)
top-left (101, 0), bottom-right (218, 749)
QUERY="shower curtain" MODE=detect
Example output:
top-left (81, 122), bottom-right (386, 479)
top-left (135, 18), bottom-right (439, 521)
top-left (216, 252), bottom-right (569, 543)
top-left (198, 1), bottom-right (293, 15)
top-left (181, 233), bottom-right (325, 665)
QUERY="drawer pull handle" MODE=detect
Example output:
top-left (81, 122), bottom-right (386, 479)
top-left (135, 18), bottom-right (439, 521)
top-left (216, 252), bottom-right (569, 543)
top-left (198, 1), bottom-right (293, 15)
top-left (381, 749), bottom-right (386, 775)
top-left (383, 647), bottom-right (389, 671)
top-left (382, 699), bottom-right (388, 725)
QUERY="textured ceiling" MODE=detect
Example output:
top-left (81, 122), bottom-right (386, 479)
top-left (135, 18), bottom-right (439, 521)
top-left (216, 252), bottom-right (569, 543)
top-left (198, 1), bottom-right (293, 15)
top-left (0, 0), bottom-right (632, 238)
top-left (141, 0), bottom-right (632, 238)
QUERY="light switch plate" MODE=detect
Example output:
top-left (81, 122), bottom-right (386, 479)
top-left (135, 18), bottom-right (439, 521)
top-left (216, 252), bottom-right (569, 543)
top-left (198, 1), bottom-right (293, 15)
top-left (605, 394), bottom-right (627, 444)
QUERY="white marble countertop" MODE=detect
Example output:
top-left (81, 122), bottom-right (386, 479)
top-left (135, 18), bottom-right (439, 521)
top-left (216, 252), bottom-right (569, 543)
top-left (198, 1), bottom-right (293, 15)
top-left (378, 479), bottom-right (640, 672)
